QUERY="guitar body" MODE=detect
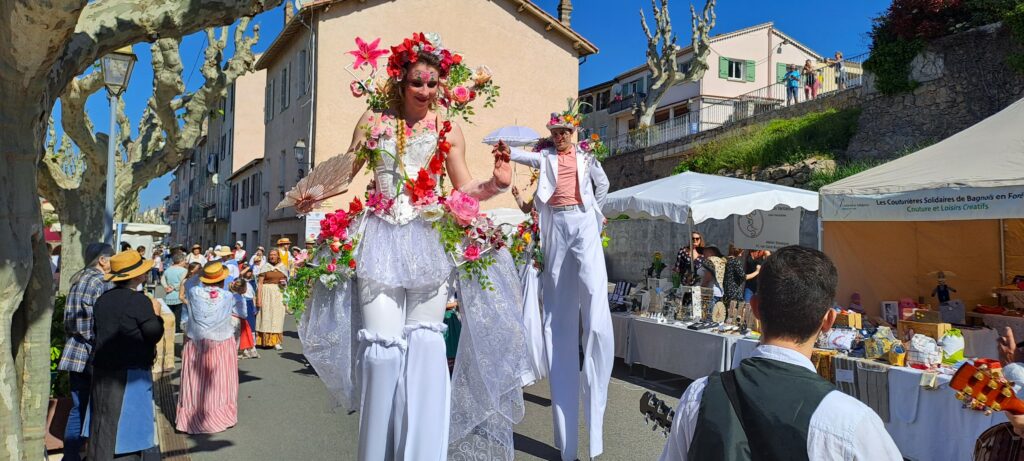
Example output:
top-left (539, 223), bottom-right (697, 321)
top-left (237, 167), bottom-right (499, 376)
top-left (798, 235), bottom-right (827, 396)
top-left (974, 423), bottom-right (1024, 461)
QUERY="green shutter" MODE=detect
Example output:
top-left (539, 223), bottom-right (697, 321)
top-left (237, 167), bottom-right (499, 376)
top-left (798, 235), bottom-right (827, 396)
top-left (744, 60), bottom-right (756, 82)
top-left (719, 56), bottom-right (728, 79)
top-left (776, 63), bottom-right (787, 82)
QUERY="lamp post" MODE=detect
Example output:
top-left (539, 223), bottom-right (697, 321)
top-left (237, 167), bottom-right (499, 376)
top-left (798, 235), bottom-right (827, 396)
top-left (294, 139), bottom-right (308, 178)
top-left (100, 45), bottom-right (137, 245)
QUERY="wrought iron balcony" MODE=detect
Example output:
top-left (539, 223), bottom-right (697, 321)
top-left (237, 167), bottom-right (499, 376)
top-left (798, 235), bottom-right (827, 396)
top-left (608, 92), bottom-right (645, 115)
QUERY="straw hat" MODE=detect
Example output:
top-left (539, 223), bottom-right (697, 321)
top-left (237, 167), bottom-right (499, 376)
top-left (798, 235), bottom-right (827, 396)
top-left (214, 245), bottom-right (233, 257)
top-left (105, 250), bottom-right (155, 282)
top-left (191, 244), bottom-right (202, 251)
top-left (200, 261), bottom-right (228, 284)
top-left (277, 237), bottom-right (292, 245)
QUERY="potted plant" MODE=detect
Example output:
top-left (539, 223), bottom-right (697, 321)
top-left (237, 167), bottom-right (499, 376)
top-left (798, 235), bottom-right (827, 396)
top-left (46, 294), bottom-right (72, 454)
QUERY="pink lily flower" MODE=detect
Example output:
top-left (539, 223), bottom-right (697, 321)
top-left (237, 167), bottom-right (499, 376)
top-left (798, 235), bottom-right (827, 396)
top-left (347, 37), bottom-right (389, 70)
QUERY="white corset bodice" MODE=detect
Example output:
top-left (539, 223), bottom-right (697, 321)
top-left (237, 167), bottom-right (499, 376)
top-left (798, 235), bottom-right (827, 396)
top-left (372, 132), bottom-right (440, 225)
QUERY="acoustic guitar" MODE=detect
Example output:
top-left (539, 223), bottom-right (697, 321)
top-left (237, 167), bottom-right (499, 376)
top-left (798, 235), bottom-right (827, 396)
top-left (639, 391), bottom-right (674, 437)
top-left (950, 360), bottom-right (1024, 460)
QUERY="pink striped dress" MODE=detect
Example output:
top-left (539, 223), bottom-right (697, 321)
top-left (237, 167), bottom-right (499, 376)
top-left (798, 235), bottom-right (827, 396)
top-left (177, 285), bottom-right (239, 434)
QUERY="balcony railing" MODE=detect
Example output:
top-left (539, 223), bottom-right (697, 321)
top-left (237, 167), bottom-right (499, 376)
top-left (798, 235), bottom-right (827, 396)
top-left (608, 92), bottom-right (646, 115)
top-left (605, 52), bottom-right (867, 156)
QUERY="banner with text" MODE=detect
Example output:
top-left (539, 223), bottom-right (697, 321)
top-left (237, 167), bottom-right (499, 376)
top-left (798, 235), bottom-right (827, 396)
top-left (822, 186), bottom-right (1024, 221)
top-left (304, 211), bottom-right (327, 243)
top-left (732, 207), bottom-right (802, 251)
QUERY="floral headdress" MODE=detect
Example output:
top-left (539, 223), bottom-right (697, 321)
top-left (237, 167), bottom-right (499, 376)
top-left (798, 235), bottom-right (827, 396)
top-left (346, 32), bottom-right (500, 122)
top-left (386, 32), bottom-right (459, 80)
top-left (546, 97), bottom-right (588, 131)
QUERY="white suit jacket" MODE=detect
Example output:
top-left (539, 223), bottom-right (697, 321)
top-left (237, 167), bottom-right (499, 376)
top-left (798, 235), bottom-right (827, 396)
top-left (510, 145), bottom-right (609, 233)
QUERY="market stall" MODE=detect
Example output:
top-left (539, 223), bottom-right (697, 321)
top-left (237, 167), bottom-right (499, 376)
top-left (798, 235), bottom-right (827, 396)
top-left (820, 97), bottom-right (1024, 320)
top-left (603, 171), bottom-right (820, 281)
top-left (602, 173), bottom-right (818, 378)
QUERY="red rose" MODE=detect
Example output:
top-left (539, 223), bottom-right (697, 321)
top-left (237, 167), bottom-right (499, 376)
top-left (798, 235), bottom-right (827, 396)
top-left (348, 259), bottom-right (357, 269)
top-left (452, 54), bottom-right (463, 64)
top-left (349, 197), bottom-right (364, 215)
top-left (443, 121), bottom-right (452, 132)
top-left (342, 242), bottom-right (354, 251)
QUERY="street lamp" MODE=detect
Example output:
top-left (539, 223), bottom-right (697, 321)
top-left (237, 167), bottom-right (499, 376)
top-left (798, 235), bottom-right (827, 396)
top-left (294, 139), bottom-right (308, 178)
top-left (100, 45), bottom-right (137, 245)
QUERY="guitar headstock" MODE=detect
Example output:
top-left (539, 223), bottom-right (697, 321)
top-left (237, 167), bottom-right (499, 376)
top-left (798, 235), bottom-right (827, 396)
top-left (639, 391), bottom-right (674, 436)
top-left (951, 359), bottom-right (1024, 416)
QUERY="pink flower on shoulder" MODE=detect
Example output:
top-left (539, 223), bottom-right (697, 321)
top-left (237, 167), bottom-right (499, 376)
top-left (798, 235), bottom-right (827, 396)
top-left (463, 245), bottom-right (481, 262)
top-left (446, 190), bottom-right (480, 227)
top-left (451, 86), bottom-right (472, 104)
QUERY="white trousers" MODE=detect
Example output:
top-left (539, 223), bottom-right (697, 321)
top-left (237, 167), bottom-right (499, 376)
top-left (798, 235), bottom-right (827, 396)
top-left (356, 278), bottom-right (451, 461)
top-left (542, 209), bottom-right (614, 461)
top-left (520, 263), bottom-right (547, 385)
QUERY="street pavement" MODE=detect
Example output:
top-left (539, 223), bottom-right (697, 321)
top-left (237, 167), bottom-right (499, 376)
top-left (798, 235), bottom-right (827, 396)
top-left (175, 316), bottom-right (689, 461)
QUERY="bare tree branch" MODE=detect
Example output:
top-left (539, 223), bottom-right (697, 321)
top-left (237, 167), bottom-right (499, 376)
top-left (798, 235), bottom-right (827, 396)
top-left (47, 0), bottom-right (281, 103)
top-left (638, 0), bottom-right (716, 127)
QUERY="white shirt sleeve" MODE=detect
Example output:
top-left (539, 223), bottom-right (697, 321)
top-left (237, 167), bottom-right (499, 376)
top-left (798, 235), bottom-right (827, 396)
top-left (659, 377), bottom-right (707, 461)
top-left (807, 391), bottom-right (903, 461)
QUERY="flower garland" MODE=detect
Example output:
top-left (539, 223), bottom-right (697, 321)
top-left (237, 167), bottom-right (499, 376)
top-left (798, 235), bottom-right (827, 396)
top-left (579, 133), bottom-right (610, 162)
top-left (287, 32), bottom-right (508, 294)
top-left (508, 214), bottom-right (543, 272)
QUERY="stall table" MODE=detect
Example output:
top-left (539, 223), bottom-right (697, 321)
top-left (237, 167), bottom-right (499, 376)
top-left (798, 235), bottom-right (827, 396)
top-left (623, 316), bottom-right (740, 379)
top-left (730, 345), bottom-right (1007, 460)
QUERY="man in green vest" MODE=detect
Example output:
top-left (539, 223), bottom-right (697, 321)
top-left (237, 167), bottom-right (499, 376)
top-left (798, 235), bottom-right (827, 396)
top-left (660, 246), bottom-right (901, 460)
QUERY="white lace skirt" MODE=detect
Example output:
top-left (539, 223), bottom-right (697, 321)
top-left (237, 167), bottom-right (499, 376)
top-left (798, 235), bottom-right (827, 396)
top-left (356, 215), bottom-right (454, 290)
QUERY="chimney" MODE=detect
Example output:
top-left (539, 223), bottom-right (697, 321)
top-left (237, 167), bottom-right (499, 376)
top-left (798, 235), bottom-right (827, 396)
top-left (557, 0), bottom-right (572, 27)
top-left (285, 0), bottom-right (295, 25)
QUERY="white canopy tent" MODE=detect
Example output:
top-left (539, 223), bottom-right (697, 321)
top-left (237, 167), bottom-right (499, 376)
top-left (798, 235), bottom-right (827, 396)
top-left (603, 171), bottom-right (819, 225)
top-left (819, 97), bottom-right (1024, 318)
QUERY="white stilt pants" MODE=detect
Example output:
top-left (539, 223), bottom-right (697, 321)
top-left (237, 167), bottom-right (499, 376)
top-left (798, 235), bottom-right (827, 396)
top-left (542, 208), bottom-right (614, 461)
top-left (356, 278), bottom-right (452, 461)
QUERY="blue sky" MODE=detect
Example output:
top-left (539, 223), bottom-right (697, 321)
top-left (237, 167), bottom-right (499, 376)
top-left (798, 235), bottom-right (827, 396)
top-left (123, 0), bottom-right (889, 210)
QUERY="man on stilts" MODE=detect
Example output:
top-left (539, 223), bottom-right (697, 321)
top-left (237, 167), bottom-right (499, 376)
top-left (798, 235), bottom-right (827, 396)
top-left (500, 100), bottom-right (613, 460)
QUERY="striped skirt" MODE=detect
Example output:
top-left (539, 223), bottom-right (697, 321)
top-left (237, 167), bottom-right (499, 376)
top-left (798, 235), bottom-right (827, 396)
top-left (175, 337), bottom-right (238, 434)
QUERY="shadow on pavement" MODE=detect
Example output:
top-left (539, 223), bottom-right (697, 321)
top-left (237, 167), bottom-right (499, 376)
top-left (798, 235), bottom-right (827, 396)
top-left (513, 432), bottom-right (562, 460)
top-left (184, 432), bottom-right (235, 455)
top-left (523, 391), bottom-right (552, 407)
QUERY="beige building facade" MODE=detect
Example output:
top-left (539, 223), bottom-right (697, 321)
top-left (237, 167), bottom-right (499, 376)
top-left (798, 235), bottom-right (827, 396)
top-left (256, 0), bottom-right (596, 245)
top-left (579, 23), bottom-right (860, 150)
top-left (167, 68), bottom-right (267, 249)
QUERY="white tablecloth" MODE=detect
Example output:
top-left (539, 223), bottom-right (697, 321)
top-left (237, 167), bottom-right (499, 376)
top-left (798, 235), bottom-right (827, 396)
top-left (611, 313), bottom-right (632, 359)
top-left (884, 366), bottom-right (1006, 461)
top-left (731, 338), bottom-right (760, 368)
top-left (626, 317), bottom-right (739, 379)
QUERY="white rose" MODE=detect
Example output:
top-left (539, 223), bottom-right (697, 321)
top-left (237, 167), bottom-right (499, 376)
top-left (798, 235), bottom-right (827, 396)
top-left (419, 204), bottom-right (445, 222)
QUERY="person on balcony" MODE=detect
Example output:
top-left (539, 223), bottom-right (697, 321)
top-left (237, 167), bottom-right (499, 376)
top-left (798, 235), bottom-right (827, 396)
top-left (784, 64), bottom-right (801, 106)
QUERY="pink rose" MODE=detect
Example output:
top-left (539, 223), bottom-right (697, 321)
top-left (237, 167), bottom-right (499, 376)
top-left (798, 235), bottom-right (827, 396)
top-left (463, 245), bottom-right (481, 262)
top-left (452, 86), bottom-right (472, 104)
top-left (350, 81), bottom-right (365, 98)
top-left (371, 125), bottom-right (384, 138)
top-left (366, 138), bottom-right (378, 150)
top-left (446, 190), bottom-right (480, 226)
top-left (326, 263), bottom-right (337, 273)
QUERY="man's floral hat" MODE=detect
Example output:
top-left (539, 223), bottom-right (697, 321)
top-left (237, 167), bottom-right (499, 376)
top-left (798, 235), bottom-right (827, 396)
top-left (547, 98), bottom-right (587, 131)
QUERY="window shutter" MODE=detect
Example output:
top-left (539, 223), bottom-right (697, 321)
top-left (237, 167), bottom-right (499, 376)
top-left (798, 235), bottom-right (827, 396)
top-left (744, 60), bottom-right (756, 82)
top-left (718, 56), bottom-right (728, 79)
top-left (776, 63), bottom-right (787, 82)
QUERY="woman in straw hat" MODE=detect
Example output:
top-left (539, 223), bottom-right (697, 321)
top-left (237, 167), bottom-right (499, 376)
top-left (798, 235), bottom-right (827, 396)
top-left (86, 249), bottom-right (164, 460)
top-left (255, 249), bottom-right (289, 350)
top-left (176, 261), bottom-right (239, 434)
top-left (186, 244), bottom-right (207, 266)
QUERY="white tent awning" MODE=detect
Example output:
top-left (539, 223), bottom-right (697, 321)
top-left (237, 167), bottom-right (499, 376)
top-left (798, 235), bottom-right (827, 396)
top-left (820, 97), bottom-right (1024, 221)
top-left (602, 171), bottom-right (819, 225)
